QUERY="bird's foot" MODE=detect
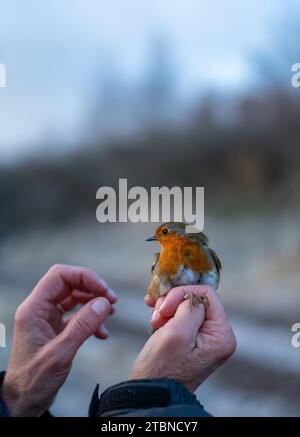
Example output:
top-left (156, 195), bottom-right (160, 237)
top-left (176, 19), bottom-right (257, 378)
top-left (184, 293), bottom-right (209, 311)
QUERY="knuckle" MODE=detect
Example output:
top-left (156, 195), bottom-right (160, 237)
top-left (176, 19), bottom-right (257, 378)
top-left (161, 329), bottom-right (185, 348)
top-left (49, 264), bottom-right (65, 275)
top-left (159, 330), bottom-right (175, 347)
top-left (14, 303), bottom-right (29, 325)
top-left (80, 267), bottom-right (98, 282)
top-left (225, 331), bottom-right (237, 357)
top-left (217, 329), bottom-right (237, 360)
top-left (72, 315), bottom-right (91, 334)
top-left (81, 266), bottom-right (93, 275)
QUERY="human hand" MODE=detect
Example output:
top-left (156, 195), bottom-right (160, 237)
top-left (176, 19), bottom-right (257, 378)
top-left (130, 285), bottom-right (236, 392)
top-left (1, 264), bottom-right (117, 416)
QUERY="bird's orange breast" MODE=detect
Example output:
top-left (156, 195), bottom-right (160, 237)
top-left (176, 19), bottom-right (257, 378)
top-left (158, 236), bottom-right (211, 277)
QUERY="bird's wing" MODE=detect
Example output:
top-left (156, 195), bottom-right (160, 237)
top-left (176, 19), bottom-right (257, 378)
top-left (208, 248), bottom-right (222, 274)
top-left (187, 231), bottom-right (209, 245)
top-left (151, 252), bottom-right (160, 274)
top-left (148, 252), bottom-right (171, 299)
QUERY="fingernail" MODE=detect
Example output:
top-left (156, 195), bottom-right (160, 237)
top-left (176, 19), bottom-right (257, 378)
top-left (97, 275), bottom-right (108, 289)
top-left (151, 309), bottom-right (158, 321)
top-left (101, 324), bottom-right (109, 336)
top-left (91, 299), bottom-right (109, 315)
top-left (108, 288), bottom-right (117, 300)
top-left (159, 301), bottom-right (166, 313)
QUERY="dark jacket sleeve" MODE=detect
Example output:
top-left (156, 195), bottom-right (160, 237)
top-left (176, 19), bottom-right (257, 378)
top-left (89, 379), bottom-right (211, 417)
top-left (0, 371), bottom-right (10, 417)
top-left (1, 370), bottom-right (211, 417)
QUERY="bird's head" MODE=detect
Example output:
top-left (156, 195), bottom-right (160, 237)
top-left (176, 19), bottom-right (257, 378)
top-left (146, 222), bottom-right (187, 246)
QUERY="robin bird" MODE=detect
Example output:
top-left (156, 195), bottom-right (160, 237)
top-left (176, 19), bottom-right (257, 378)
top-left (146, 222), bottom-right (221, 309)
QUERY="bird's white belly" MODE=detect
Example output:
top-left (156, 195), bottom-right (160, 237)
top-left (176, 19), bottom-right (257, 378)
top-left (156, 266), bottom-right (219, 296)
top-left (172, 266), bottom-right (219, 289)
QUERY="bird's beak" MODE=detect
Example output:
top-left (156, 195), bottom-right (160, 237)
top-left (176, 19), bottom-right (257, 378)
top-left (146, 236), bottom-right (157, 242)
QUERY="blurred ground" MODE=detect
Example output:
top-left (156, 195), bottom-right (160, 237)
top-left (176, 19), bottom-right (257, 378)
top-left (1, 215), bottom-right (299, 416)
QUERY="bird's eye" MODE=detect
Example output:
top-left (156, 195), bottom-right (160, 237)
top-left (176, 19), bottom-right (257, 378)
top-left (162, 228), bottom-right (168, 235)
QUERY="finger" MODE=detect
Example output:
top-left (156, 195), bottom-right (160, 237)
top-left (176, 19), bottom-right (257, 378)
top-left (109, 305), bottom-right (116, 315)
top-left (71, 289), bottom-right (118, 305)
top-left (72, 290), bottom-right (98, 302)
top-left (144, 294), bottom-right (156, 308)
top-left (61, 302), bottom-right (116, 330)
top-left (151, 313), bottom-right (169, 330)
top-left (95, 324), bottom-right (109, 340)
top-left (59, 292), bottom-right (91, 312)
top-left (30, 264), bottom-right (117, 305)
top-left (157, 285), bottom-right (227, 323)
top-left (55, 297), bottom-right (111, 361)
top-left (165, 298), bottom-right (205, 339)
top-left (59, 295), bottom-right (77, 312)
top-left (59, 291), bottom-right (117, 315)
top-left (150, 296), bottom-right (169, 329)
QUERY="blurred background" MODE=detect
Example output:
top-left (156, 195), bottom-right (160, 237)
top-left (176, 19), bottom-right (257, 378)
top-left (1, 0), bottom-right (300, 416)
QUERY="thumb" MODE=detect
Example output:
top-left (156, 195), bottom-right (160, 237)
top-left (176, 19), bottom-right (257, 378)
top-left (166, 299), bottom-right (205, 339)
top-left (58, 297), bottom-right (110, 361)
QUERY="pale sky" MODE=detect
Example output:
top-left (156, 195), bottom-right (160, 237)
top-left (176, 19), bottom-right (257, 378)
top-left (0, 0), bottom-right (297, 161)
